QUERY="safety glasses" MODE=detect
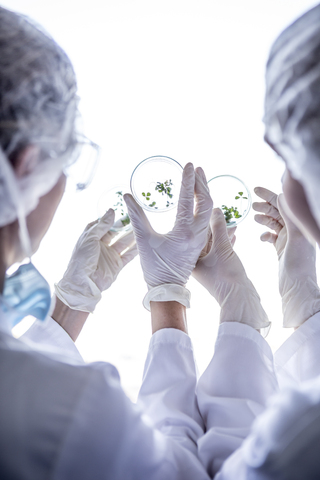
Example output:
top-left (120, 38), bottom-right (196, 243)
top-left (63, 135), bottom-right (101, 192)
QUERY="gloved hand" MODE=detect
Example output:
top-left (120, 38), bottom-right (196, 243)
top-left (124, 163), bottom-right (213, 310)
top-left (192, 203), bottom-right (270, 332)
top-left (55, 209), bottom-right (138, 313)
top-left (253, 187), bottom-right (320, 328)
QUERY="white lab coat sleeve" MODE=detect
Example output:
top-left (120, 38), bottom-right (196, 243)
top-left (137, 328), bottom-right (205, 458)
top-left (20, 316), bottom-right (84, 364)
top-left (196, 322), bottom-right (278, 478)
top-left (274, 311), bottom-right (320, 388)
top-left (53, 362), bottom-right (211, 480)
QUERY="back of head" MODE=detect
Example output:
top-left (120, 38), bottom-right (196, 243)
top-left (0, 6), bottom-right (78, 160)
top-left (264, 4), bottom-right (320, 228)
top-left (0, 6), bottom-right (79, 228)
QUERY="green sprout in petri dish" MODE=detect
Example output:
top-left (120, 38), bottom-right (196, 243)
top-left (114, 191), bottom-right (130, 226)
top-left (221, 192), bottom-right (248, 224)
top-left (142, 179), bottom-right (174, 209)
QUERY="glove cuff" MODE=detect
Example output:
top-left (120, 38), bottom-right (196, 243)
top-left (54, 282), bottom-right (100, 313)
top-left (143, 284), bottom-right (191, 311)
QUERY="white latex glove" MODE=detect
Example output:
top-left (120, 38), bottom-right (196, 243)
top-left (124, 163), bottom-right (213, 310)
top-left (253, 187), bottom-right (320, 328)
top-left (192, 205), bottom-right (270, 332)
top-left (55, 209), bottom-right (138, 313)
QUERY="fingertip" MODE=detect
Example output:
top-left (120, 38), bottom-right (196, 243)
top-left (185, 162), bottom-right (194, 169)
top-left (102, 208), bottom-right (114, 220)
top-left (213, 207), bottom-right (224, 217)
top-left (123, 193), bottom-right (131, 203)
top-left (195, 166), bottom-right (207, 182)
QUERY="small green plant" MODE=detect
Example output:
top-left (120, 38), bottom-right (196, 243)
top-left (142, 179), bottom-right (173, 208)
top-left (114, 191), bottom-right (131, 227)
top-left (221, 205), bottom-right (242, 223)
top-left (221, 192), bottom-right (248, 224)
top-left (235, 191), bottom-right (248, 200)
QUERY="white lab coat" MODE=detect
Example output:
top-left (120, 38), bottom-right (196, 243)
top-left (195, 313), bottom-right (320, 479)
top-left (0, 310), bottom-right (211, 480)
top-left (3, 309), bottom-right (319, 480)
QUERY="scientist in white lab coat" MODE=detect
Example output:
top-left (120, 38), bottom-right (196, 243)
top-left (183, 4), bottom-right (320, 479)
top-left (0, 6), bottom-right (217, 479)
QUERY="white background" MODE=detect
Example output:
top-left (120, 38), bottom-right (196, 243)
top-left (5, 0), bottom-right (319, 400)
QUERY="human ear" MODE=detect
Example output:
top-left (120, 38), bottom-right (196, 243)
top-left (11, 145), bottom-right (40, 177)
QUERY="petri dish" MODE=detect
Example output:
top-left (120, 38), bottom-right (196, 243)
top-left (130, 155), bottom-right (183, 212)
top-left (207, 175), bottom-right (251, 227)
top-left (97, 185), bottom-right (132, 232)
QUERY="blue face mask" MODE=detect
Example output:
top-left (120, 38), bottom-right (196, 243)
top-left (2, 262), bottom-right (52, 328)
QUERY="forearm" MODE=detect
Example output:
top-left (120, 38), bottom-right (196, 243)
top-left (138, 327), bottom-right (204, 457)
top-left (51, 295), bottom-right (89, 342)
top-left (196, 322), bottom-right (278, 477)
top-left (150, 301), bottom-right (188, 334)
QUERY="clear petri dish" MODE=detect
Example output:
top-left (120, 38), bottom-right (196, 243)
top-left (207, 175), bottom-right (251, 227)
top-left (130, 155), bottom-right (183, 212)
top-left (97, 185), bottom-right (132, 232)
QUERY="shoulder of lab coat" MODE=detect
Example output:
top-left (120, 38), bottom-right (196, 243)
top-left (0, 328), bottom-right (210, 480)
top-left (274, 311), bottom-right (320, 387)
top-left (137, 328), bottom-right (204, 457)
top-left (19, 316), bottom-right (84, 364)
top-left (196, 322), bottom-right (278, 478)
top-left (215, 376), bottom-right (320, 480)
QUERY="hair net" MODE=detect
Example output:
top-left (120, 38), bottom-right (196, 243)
top-left (0, 6), bottom-right (79, 228)
top-left (264, 4), bottom-right (320, 228)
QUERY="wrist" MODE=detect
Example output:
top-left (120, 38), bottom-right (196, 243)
top-left (150, 301), bottom-right (188, 334)
top-left (143, 284), bottom-right (191, 311)
top-left (219, 283), bottom-right (270, 330)
top-left (51, 296), bottom-right (89, 342)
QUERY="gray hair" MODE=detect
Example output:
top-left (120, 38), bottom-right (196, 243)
top-left (0, 6), bottom-right (78, 162)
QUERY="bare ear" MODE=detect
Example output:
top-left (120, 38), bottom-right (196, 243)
top-left (12, 145), bottom-right (40, 178)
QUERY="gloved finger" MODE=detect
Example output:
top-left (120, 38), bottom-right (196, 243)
top-left (100, 230), bottom-right (118, 245)
top-left (260, 231), bottom-right (278, 244)
top-left (228, 226), bottom-right (237, 239)
top-left (120, 243), bottom-right (139, 267)
top-left (199, 228), bottom-right (213, 259)
top-left (254, 187), bottom-right (279, 210)
top-left (84, 218), bottom-right (99, 231)
top-left (88, 209), bottom-right (116, 240)
top-left (110, 230), bottom-right (136, 254)
top-left (176, 163), bottom-right (195, 224)
top-left (194, 167), bottom-right (213, 222)
top-left (195, 166), bottom-right (207, 184)
top-left (252, 201), bottom-right (285, 227)
top-left (210, 207), bottom-right (234, 256)
top-left (123, 193), bottom-right (154, 240)
top-left (231, 234), bottom-right (236, 248)
top-left (254, 214), bottom-right (283, 234)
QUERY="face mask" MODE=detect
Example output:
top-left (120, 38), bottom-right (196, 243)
top-left (0, 150), bottom-right (53, 328)
top-left (2, 262), bottom-right (52, 328)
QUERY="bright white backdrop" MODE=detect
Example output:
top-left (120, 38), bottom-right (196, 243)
top-left (5, 0), bottom-right (319, 400)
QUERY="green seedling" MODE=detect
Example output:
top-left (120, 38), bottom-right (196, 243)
top-left (221, 205), bottom-right (242, 223)
top-left (235, 191), bottom-right (248, 200)
top-left (142, 179), bottom-right (174, 208)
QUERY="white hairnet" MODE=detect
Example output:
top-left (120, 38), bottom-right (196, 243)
top-left (0, 6), bottom-right (79, 228)
top-left (264, 4), bottom-right (320, 228)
